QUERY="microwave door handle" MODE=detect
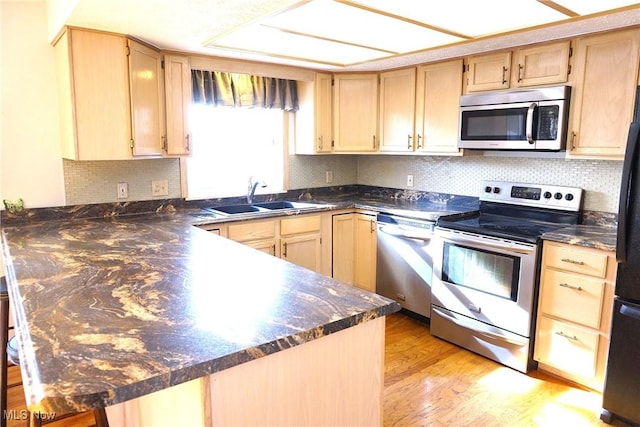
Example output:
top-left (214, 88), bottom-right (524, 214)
top-left (526, 102), bottom-right (537, 144)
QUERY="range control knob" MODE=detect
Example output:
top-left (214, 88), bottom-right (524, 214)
top-left (484, 186), bottom-right (493, 193)
top-left (493, 187), bottom-right (500, 194)
top-left (554, 192), bottom-right (563, 200)
top-left (543, 191), bottom-right (552, 199)
top-left (565, 193), bottom-right (574, 201)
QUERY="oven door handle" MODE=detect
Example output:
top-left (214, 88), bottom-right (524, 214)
top-left (442, 235), bottom-right (535, 255)
top-left (378, 225), bottom-right (432, 242)
top-left (432, 306), bottom-right (528, 347)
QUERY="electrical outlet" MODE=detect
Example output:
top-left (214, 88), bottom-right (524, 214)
top-left (117, 182), bottom-right (128, 199)
top-left (407, 174), bottom-right (414, 187)
top-left (152, 180), bottom-right (169, 196)
top-left (325, 171), bottom-right (333, 184)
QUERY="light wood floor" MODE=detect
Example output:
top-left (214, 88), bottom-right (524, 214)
top-left (5, 312), bottom-right (631, 427)
top-left (384, 312), bottom-right (630, 427)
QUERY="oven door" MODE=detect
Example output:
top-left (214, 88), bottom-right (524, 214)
top-left (431, 227), bottom-right (539, 337)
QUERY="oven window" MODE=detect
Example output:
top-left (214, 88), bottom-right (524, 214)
top-left (442, 242), bottom-right (520, 301)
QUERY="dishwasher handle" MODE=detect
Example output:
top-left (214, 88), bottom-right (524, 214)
top-left (378, 224), bottom-right (433, 241)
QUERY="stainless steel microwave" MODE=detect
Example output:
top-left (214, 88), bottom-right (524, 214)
top-left (458, 86), bottom-right (571, 151)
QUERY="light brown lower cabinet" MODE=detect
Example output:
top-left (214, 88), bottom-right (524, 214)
top-left (105, 316), bottom-right (386, 426)
top-left (534, 241), bottom-right (616, 391)
top-left (332, 211), bottom-right (377, 292)
top-left (223, 214), bottom-right (323, 273)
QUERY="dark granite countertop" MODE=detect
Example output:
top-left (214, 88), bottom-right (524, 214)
top-left (542, 224), bottom-right (617, 252)
top-left (186, 193), bottom-right (480, 226)
top-left (1, 213), bottom-right (400, 414)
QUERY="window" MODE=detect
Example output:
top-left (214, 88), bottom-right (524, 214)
top-left (184, 105), bottom-right (287, 200)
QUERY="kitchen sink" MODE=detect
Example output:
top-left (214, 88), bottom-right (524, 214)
top-left (253, 201), bottom-right (320, 210)
top-left (205, 204), bottom-right (268, 215)
top-left (204, 201), bottom-right (328, 216)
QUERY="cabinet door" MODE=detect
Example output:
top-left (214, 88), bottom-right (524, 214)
top-left (246, 239), bottom-right (278, 257)
top-left (316, 73), bottom-right (333, 153)
top-left (416, 60), bottom-right (463, 154)
top-left (354, 214), bottom-right (377, 292)
top-left (568, 29), bottom-right (640, 158)
top-left (55, 29), bottom-right (131, 160)
top-left (379, 68), bottom-right (416, 152)
top-left (294, 73), bottom-right (332, 154)
top-left (466, 52), bottom-right (511, 92)
top-left (282, 234), bottom-right (322, 273)
top-left (332, 213), bottom-right (356, 284)
top-left (128, 39), bottom-right (164, 157)
top-left (163, 55), bottom-right (192, 156)
top-left (513, 41), bottom-right (570, 87)
top-left (333, 74), bottom-right (378, 152)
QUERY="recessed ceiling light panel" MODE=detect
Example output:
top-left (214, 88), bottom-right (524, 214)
top-left (208, 25), bottom-right (393, 66)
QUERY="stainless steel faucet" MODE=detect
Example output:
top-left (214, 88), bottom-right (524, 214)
top-left (247, 176), bottom-right (267, 204)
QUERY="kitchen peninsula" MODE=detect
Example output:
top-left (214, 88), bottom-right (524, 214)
top-left (1, 213), bottom-right (399, 426)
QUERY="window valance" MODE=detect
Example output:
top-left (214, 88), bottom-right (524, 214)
top-left (191, 69), bottom-right (299, 111)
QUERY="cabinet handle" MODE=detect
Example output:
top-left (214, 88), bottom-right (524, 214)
top-left (372, 135), bottom-right (376, 149)
top-left (282, 242), bottom-right (287, 257)
top-left (517, 64), bottom-right (524, 82)
top-left (185, 134), bottom-right (190, 151)
top-left (272, 244), bottom-right (276, 255)
top-left (561, 258), bottom-right (585, 266)
top-left (407, 134), bottom-right (412, 149)
top-left (559, 282), bottom-right (583, 291)
top-left (570, 132), bottom-right (577, 150)
top-left (318, 135), bottom-right (323, 150)
top-left (555, 331), bottom-right (578, 341)
top-left (417, 134), bottom-right (423, 149)
top-left (162, 135), bottom-right (167, 151)
top-left (370, 220), bottom-right (375, 234)
top-left (502, 66), bottom-right (508, 84)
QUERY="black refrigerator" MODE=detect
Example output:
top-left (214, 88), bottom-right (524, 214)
top-left (601, 87), bottom-right (640, 425)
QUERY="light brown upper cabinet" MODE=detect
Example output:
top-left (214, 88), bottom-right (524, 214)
top-left (127, 39), bottom-right (164, 157)
top-left (512, 41), bottom-right (571, 87)
top-left (54, 27), bottom-right (164, 160)
top-left (163, 55), bottom-right (192, 156)
top-left (466, 41), bottom-right (571, 93)
top-left (415, 59), bottom-right (464, 154)
top-left (567, 29), bottom-right (640, 159)
top-left (379, 68), bottom-right (416, 152)
top-left (295, 73), bottom-right (333, 154)
top-left (465, 52), bottom-right (511, 93)
top-left (333, 74), bottom-right (378, 152)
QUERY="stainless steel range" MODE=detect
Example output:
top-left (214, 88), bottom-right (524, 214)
top-left (431, 180), bottom-right (583, 373)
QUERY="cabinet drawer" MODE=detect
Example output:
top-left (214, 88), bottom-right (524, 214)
top-left (539, 269), bottom-right (605, 328)
top-left (280, 215), bottom-right (321, 236)
top-left (544, 244), bottom-right (608, 278)
top-left (535, 316), bottom-right (599, 379)
top-left (227, 220), bottom-right (276, 242)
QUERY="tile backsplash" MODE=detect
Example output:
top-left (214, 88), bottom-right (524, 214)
top-left (64, 154), bottom-right (622, 213)
top-left (292, 154), bottom-right (622, 213)
top-left (63, 159), bottom-right (182, 205)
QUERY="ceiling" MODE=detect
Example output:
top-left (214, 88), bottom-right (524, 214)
top-left (57, 0), bottom-right (640, 71)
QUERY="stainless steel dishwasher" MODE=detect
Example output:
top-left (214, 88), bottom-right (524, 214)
top-left (375, 213), bottom-right (435, 319)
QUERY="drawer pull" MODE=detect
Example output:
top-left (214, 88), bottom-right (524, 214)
top-left (561, 258), bottom-right (585, 266)
top-left (555, 331), bottom-right (578, 341)
top-left (559, 282), bottom-right (583, 291)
